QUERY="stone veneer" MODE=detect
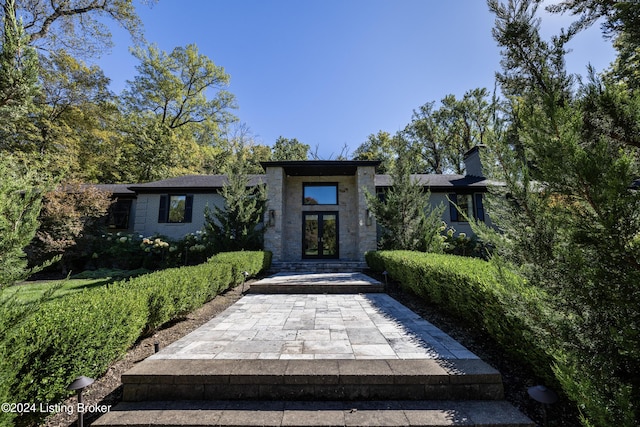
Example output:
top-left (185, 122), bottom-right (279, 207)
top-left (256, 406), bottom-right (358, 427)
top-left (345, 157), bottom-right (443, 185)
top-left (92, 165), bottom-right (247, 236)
top-left (263, 165), bottom-right (377, 262)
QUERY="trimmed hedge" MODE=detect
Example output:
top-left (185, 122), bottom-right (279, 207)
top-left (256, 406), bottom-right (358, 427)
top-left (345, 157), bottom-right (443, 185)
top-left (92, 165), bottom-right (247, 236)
top-left (1, 251), bottom-right (271, 426)
top-left (366, 250), bottom-right (557, 383)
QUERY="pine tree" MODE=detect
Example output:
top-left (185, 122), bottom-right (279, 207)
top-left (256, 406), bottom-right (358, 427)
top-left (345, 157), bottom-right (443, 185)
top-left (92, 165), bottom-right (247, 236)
top-left (204, 165), bottom-right (267, 253)
top-left (0, 157), bottom-right (49, 288)
top-left (365, 141), bottom-right (445, 252)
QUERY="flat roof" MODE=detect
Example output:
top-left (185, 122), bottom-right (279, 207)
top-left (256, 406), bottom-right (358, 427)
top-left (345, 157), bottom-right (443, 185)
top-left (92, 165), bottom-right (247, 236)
top-left (260, 160), bottom-right (381, 176)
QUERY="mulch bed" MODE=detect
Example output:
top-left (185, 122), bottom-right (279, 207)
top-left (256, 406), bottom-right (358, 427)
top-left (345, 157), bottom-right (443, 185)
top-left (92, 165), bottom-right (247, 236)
top-left (40, 274), bottom-right (579, 427)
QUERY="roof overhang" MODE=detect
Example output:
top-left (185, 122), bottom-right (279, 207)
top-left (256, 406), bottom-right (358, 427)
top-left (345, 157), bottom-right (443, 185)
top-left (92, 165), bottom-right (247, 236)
top-left (260, 160), bottom-right (381, 176)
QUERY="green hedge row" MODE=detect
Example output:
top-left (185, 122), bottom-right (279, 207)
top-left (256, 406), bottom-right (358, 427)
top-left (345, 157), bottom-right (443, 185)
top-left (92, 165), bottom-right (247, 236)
top-left (365, 250), bottom-right (557, 384)
top-left (1, 251), bottom-right (271, 427)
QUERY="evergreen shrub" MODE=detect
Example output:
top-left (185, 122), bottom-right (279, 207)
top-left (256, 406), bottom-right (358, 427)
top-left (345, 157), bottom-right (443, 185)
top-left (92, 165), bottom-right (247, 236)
top-left (2, 251), bottom-right (271, 426)
top-left (366, 250), bottom-right (556, 382)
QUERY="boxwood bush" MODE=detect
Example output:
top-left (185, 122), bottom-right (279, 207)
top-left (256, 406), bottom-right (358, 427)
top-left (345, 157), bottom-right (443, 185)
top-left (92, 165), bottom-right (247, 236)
top-left (366, 250), bottom-right (557, 384)
top-left (1, 251), bottom-right (271, 426)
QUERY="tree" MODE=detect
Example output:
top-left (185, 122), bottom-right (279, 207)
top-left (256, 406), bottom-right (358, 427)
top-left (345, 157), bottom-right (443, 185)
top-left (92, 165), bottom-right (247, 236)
top-left (271, 136), bottom-right (309, 161)
top-left (544, 1), bottom-right (640, 88)
top-left (0, 156), bottom-right (51, 288)
top-left (483, 1), bottom-right (640, 424)
top-left (28, 182), bottom-right (112, 274)
top-left (353, 130), bottom-right (403, 174)
top-left (0, 0), bottom-right (40, 146)
top-left (364, 143), bottom-right (445, 252)
top-left (121, 43), bottom-right (238, 181)
top-left (1, 0), bottom-right (154, 58)
top-left (203, 164), bottom-right (267, 253)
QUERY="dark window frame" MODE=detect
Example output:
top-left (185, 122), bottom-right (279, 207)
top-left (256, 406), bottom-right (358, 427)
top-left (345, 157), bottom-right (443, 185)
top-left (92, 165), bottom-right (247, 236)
top-left (107, 198), bottom-right (133, 230)
top-left (302, 182), bottom-right (339, 205)
top-left (158, 194), bottom-right (194, 224)
top-left (449, 192), bottom-right (485, 222)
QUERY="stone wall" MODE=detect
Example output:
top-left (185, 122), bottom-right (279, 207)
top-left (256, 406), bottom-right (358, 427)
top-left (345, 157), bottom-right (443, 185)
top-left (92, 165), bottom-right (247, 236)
top-left (263, 165), bottom-right (379, 262)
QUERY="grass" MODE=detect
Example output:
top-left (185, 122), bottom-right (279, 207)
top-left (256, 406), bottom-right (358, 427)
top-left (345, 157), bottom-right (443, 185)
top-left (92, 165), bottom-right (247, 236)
top-left (2, 268), bottom-right (149, 303)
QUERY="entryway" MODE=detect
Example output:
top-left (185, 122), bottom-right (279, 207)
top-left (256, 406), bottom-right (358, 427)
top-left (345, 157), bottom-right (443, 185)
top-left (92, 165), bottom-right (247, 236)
top-left (302, 212), bottom-right (338, 259)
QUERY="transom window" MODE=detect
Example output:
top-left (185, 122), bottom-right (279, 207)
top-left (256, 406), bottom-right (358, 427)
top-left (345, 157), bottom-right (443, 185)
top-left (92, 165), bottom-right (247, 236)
top-left (303, 183), bottom-right (338, 205)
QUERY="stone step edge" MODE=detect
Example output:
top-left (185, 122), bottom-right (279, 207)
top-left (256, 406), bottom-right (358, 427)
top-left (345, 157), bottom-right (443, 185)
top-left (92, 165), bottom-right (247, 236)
top-left (122, 359), bottom-right (502, 387)
top-left (122, 359), bottom-right (504, 401)
top-left (248, 284), bottom-right (385, 294)
top-left (92, 400), bottom-right (534, 427)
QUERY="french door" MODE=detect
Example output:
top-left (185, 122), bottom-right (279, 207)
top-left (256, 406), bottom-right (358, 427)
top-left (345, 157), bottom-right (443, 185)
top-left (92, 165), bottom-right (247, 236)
top-left (302, 212), bottom-right (338, 259)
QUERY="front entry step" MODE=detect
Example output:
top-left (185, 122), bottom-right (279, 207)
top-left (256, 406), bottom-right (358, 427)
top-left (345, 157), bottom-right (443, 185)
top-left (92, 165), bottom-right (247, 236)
top-left (93, 400), bottom-right (534, 427)
top-left (248, 272), bottom-right (385, 294)
top-left (270, 261), bottom-right (368, 273)
top-left (121, 359), bottom-right (504, 402)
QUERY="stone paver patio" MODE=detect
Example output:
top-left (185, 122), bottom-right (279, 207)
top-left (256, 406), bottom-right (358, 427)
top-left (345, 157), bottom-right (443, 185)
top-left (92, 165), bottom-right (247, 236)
top-left (149, 290), bottom-right (478, 361)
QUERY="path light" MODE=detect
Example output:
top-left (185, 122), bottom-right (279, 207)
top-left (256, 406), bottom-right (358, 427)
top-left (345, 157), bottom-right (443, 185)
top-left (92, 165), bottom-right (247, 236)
top-left (528, 385), bottom-right (558, 427)
top-left (67, 376), bottom-right (94, 427)
top-left (382, 271), bottom-right (388, 290)
top-left (241, 271), bottom-right (250, 293)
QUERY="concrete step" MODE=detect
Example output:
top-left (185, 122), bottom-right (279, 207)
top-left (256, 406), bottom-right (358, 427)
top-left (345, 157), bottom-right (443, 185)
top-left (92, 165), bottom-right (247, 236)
top-left (248, 272), bottom-right (385, 294)
top-left (270, 261), bottom-right (368, 273)
top-left (92, 400), bottom-right (534, 427)
top-left (249, 282), bottom-right (385, 294)
top-left (121, 359), bottom-right (504, 402)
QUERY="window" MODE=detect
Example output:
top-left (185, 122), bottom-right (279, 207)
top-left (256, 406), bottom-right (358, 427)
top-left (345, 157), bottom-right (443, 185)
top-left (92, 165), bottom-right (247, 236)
top-left (158, 194), bottom-right (193, 223)
top-left (449, 193), bottom-right (485, 222)
top-left (107, 199), bottom-right (132, 229)
top-left (303, 183), bottom-right (338, 205)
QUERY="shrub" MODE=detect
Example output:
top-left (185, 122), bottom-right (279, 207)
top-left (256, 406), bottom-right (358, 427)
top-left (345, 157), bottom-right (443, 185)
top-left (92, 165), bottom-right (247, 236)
top-left (366, 250), bottom-right (557, 384)
top-left (3, 285), bottom-right (147, 426)
top-left (209, 250), bottom-right (272, 285)
top-left (2, 251), bottom-right (271, 426)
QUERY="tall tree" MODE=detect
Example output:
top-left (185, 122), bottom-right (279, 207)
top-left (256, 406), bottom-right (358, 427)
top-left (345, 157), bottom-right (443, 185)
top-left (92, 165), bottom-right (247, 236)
top-left (0, 0), bottom-right (40, 146)
top-left (545, 0), bottom-right (640, 89)
top-left (271, 136), bottom-right (309, 161)
top-left (0, 156), bottom-right (53, 288)
top-left (365, 143), bottom-right (445, 252)
top-left (203, 163), bottom-right (267, 253)
top-left (352, 130), bottom-right (401, 174)
top-left (1, 0), bottom-right (154, 58)
top-left (121, 43), bottom-right (238, 181)
top-left (484, 1), bottom-right (640, 424)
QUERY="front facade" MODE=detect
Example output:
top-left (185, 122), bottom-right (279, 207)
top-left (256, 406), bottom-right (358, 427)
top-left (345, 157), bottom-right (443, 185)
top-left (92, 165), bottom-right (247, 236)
top-left (261, 161), bottom-right (379, 263)
top-left (101, 147), bottom-right (493, 262)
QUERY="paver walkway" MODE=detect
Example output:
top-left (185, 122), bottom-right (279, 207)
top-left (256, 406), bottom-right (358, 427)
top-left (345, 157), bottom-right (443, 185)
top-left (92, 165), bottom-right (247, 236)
top-left (149, 293), bottom-right (478, 360)
top-left (94, 272), bottom-right (534, 426)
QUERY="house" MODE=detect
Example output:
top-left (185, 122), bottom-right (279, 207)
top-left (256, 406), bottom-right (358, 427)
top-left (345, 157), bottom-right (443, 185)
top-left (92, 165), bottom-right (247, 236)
top-left (100, 146), bottom-right (493, 263)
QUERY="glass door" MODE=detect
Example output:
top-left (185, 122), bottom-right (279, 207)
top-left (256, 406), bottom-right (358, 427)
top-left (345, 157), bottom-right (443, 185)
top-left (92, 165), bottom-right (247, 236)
top-left (303, 212), bottom-right (338, 259)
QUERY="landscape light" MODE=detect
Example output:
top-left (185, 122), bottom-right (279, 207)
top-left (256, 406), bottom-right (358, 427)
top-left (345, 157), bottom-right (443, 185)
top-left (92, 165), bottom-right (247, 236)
top-left (528, 385), bottom-right (558, 427)
top-left (67, 376), bottom-right (94, 427)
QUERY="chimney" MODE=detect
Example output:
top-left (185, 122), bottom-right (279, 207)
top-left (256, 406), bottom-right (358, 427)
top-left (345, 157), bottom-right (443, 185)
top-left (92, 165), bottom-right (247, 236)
top-left (463, 145), bottom-right (486, 177)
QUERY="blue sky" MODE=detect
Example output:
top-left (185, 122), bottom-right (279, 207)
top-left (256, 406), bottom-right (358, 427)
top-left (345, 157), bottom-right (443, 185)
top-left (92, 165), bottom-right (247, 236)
top-left (97, 1), bottom-right (617, 159)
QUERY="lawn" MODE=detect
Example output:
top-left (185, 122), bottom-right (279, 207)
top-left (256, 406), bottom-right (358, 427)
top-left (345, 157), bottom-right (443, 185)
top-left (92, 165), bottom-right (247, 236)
top-left (1, 268), bottom-right (149, 303)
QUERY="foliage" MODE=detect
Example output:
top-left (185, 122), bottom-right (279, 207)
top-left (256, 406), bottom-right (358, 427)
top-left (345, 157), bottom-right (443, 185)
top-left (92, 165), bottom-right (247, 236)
top-left (353, 89), bottom-right (495, 175)
top-left (441, 226), bottom-right (491, 259)
top-left (204, 165), bottom-right (267, 253)
top-left (27, 182), bottom-right (113, 274)
top-left (352, 131), bottom-right (399, 174)
top-left (3, 0), bottom-right (154, 59)
top-left (365, 250), bottom-right (558, 387)
top-left (121, 43), bottom-right (237, 182)
top-left (209, 250), bottom-right (272, 285)
top-left (545, 0), bottom-right (640, 91)
top-left (484, 1), bottom-right (640, 424)
top-left (0, 157), bottom-right (55, 289)
top-left (365, 150), bottom-right (445, 252)
top-left (271, 136), bottom-right (309, 160)
top-left (1, 251), bottom-right (271, 426)
top-left (0, 0), bottom-right (40, 149)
